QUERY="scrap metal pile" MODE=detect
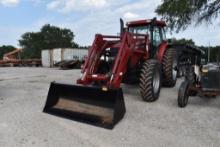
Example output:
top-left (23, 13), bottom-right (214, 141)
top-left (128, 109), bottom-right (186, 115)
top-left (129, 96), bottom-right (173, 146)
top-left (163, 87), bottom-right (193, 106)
top-left (0, 48), bottom-right (41, 67)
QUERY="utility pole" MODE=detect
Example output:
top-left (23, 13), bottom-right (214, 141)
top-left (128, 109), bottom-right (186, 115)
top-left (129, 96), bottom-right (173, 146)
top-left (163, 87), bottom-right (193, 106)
top-left (217, 55), bottom-right (219, 66)
top-left (208, 42), bottom-right (210, 63)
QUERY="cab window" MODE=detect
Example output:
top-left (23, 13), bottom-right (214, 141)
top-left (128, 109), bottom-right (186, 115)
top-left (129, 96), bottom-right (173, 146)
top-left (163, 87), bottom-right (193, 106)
top-left (161, 28), bottom-right (166, 41)
top-left (152, 27), bottom-right (162, 47)
top-left (128, 26), bottom-right (150, 35)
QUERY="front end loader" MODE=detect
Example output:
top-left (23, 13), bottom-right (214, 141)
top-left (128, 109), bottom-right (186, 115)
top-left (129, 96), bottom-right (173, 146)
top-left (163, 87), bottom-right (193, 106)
top-left (43, 18), bottom-right (178, 129)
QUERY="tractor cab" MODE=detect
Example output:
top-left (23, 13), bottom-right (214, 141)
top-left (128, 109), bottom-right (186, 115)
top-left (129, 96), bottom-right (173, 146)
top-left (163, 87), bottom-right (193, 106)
top-left (126, 19), bottom-right (167, 48)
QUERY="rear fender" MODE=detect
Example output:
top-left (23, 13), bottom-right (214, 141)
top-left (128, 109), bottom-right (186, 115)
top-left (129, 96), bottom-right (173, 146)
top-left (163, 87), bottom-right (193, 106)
top-left (157, 41), bottom-right (169, 63)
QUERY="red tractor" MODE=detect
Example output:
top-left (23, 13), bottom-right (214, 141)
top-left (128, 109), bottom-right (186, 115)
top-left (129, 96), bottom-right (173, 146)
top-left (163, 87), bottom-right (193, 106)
top-left (44, 18), bottom-right (178, 129)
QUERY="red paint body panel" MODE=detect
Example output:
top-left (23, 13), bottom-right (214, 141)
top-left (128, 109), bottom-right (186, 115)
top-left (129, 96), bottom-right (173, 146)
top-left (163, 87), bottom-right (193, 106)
top-left (157, 41), bottom-right (168, 63)
top-left (127, 19), bottom-right (166, 27)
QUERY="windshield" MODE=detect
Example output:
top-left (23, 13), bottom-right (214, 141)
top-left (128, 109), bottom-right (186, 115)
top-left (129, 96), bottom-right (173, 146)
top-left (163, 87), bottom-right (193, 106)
top-left (128, 26), bottom-right (150, 35)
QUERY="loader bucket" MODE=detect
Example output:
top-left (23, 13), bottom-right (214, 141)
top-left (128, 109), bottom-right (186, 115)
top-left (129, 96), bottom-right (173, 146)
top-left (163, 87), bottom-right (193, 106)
top-left (43, 82), bottom-right (126, 129)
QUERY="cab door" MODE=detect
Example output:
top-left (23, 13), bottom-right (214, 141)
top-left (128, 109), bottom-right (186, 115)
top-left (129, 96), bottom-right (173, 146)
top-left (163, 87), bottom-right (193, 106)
top-left (150, 26), bottom-right (163, 57)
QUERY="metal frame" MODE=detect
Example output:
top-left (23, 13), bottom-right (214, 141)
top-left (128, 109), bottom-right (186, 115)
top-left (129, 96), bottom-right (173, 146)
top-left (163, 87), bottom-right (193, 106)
top-left (188, 85), bottom-right (220, 96)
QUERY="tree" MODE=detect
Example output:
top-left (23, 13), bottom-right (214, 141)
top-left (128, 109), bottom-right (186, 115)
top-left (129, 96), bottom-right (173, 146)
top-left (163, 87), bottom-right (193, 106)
top-left (170, 38), bottom-right (196, 46)
top-left (77, 45), bottom-right (90, 49)
top-left (156, 0), bottom-right (220, 32)
top-left (168, 38), bottom-right (220, 62)
top-left (211, 46), bottom-right (220, 62)
top-left (19, 32), bottom-right (43, 59)
top-left (200, 45), bottom-right (220, 62)
top-left (40, 24), bottom-right (78, 49)
top-left (19, 24), bottom-right (78, 59)
top-left (0, 45), bottom-right (16, 59)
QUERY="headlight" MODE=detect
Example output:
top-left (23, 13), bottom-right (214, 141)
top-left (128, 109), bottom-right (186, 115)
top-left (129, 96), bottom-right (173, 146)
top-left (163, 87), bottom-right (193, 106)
top-left (202, 68), bottom-right (208, 73)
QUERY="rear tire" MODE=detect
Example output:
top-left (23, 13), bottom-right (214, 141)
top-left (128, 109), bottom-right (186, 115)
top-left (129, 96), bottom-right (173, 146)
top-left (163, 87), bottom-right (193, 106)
top-left (162, 48), bottom-right (178, 87)
top-left (178, 81), bottom-right (189, 107)
top-left (139, 60), bottom-right (161, 102)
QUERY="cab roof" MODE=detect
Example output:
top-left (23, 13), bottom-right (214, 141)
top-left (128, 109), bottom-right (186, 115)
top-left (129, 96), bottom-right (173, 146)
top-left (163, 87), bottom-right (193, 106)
top-left (126, 19), bottom-right (166, 27)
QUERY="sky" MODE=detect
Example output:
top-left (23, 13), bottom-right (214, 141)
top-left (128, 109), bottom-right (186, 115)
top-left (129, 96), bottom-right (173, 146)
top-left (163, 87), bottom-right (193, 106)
top-left (0, 0), bottom-right (219, 47)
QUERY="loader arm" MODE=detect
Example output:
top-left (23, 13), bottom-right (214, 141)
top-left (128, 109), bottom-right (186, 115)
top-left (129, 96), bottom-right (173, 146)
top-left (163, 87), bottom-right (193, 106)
top-left (109, 32), bottom-right (150, 88)
top-left (78, 32), bottom-right (148, 89)
top-left (109, 32), bottom-right (134, 88)
top-left (81, 34), bottom-right (106, 77)
top-left (77, 34), bottom-right (121, 85)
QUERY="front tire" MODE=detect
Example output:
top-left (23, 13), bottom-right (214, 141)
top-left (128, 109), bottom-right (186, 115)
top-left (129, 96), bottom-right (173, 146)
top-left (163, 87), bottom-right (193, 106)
top-left (178, 81), bottom-right (189, 107)
top-left (139, 60), bottom-right (161, 102)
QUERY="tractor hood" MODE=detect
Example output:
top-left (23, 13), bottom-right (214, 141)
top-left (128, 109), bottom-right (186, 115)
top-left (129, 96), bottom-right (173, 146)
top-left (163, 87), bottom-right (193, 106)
top-left (202, 63), bottom-right (220, 72)
top-left (201, 63), bottom-right (220, 91)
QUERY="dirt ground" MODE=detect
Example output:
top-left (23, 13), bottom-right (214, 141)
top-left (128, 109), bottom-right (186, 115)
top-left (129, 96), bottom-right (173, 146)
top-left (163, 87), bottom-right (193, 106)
top-left (0, 67), bottom-right (220, 147)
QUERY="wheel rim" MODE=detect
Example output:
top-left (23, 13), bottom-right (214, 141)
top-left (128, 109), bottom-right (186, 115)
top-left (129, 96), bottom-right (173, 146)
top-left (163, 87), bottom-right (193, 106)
top-left (153, 69), bottom-right (160, 94)
top-left (172, 58), bottom-right (178, 81)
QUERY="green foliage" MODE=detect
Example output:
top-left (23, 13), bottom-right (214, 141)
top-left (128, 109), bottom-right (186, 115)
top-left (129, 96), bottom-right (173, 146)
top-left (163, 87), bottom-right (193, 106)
top-left (170, 38), bottom-right (195, 46)
top-left (0, 45), bottom-right (16, 59)
top-left (210, 46), bottom-right (220, 62)
top-left (156, 0), bottom-right (220, 32)
top-left (170, 38), bottom-right (220, 62)
top-left (77, 45), bottom-right (90, 49)
top-left (19, 24), bottom-right (79, 59)
top-left (19, 32), bottom-right (43, 59)
top-left (40, 24), bottom-right (78, 49)
top-left (200, 46), bottom-right (220, 62)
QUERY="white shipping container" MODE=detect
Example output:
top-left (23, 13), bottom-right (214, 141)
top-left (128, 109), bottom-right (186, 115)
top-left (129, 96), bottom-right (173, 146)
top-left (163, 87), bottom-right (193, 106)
top-left (53, 48), bottom-right (62, 64)
top-left (74, 49), bottom-right (88, 60)
top-left (41, 50), bottom-right (51, 67)
top-left (41, 48), bottom-right (88, 67)
top-left (63, 49), bottom-right (74, 60)
top-left (63, 48), bottom-right (88, 61)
